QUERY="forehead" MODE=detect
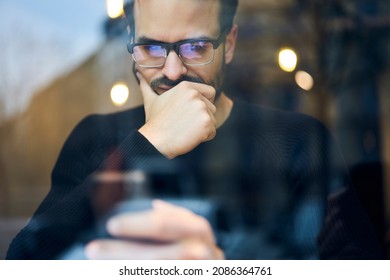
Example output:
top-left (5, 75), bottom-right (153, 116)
top-left (134, 0), bottom-right (221, 41)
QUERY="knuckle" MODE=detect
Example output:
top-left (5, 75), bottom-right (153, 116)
top-left (196, 100), bottom-right (208, 111)
top-left (205, 128), bottom-right (216, 142)
top-left (180, 241), bottom-right (211, 260)
top-left (200, 112), bottom-right (212, 126)
top-left (216, 247), bottom-right (225, 260)
top-left (193, 245), bottom-right (211, 260)
top-left (210, 104), bottom-right (217, 114)
top-left (189, 89), bottom-right (201, 99)
top-left (210, 87), bottom-right (216, 96)
top-left (200, 124), bottom-right (216, 142)
top-left (195, 216), bottom-right (213, 237)
top-left (179, 81), bottom-right (191, 89)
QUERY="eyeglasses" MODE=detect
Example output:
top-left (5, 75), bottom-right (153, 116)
top-left (127, 29), bottom-right (230, 68)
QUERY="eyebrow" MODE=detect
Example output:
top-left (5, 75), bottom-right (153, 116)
top-left (136, 35), bottom-right (215, 44)
top-left (137, 36), bottom-right (166, 44)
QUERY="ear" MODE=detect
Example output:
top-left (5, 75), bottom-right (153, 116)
top-left (224, 24), bottom-right (238, 64)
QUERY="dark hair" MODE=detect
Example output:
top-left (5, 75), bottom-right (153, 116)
top-left (124, 0), bottom-right (238, 39)
top-left (219, 0), bottom-right (238, 32)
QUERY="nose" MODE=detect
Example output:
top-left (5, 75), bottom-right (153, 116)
top-left (161, 50), bottom-right (188, 81)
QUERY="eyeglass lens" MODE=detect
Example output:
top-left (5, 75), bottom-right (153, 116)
top-left (133, 45), bottom-right (165, 67)
top-left (133, 41), bottom-right (214, 67)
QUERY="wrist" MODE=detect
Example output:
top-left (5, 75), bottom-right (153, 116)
top-left (138, 125), bottom-right (175, 159)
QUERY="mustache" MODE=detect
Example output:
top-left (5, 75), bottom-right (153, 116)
top-left (150, 76), bottom-right (206, 89)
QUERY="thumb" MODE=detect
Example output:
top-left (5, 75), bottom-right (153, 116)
top-left (137, 72), bottom-right (157, 106)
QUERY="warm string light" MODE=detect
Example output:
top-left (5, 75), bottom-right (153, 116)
top-left (278, 48), bottom-right (298, 72)
top-left (277, 48), bottom-right (315, 91)
top-left (106, 0), bottom-right (124, 19)
top-left (295, 71), bottom-right (314, 91)
top-left (110, 82), bottom-right (129, 106)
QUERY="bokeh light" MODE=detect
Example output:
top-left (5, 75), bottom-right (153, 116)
top-left (295, 70), bottom-right (314, 91)
top-left (106, 0), bottom-right (124, 19)
top-left (110, 82), bottom-right (129, 106)
top-left (278, 48), bottom-right (298, 72)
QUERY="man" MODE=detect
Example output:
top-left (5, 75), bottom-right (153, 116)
top-left (7, 0), bottom-right (383, 259)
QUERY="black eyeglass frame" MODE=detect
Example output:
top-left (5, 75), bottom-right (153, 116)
top-left (127, 28), bottom-right (231, 68)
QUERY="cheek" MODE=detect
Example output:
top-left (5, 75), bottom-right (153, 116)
top-left (191, 63), bottom-right (221, 84)
top-left (191, 52), bottom-right (223, 82)
top-left (137, 67), bottom-right (160, 82)
top-left (187, 69), bottom-right (208, 85)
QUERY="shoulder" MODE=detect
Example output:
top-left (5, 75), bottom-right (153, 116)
top-left (231, 99), bottom-right (344, 184)
top-left (59, 106), bottom-right (145, 157)
top-left (232, 98), bottom-right (328, 137)
top-left (76, 106), bottom-right (145, 130)
top-left (68, 106), bottom-right (144, 140)
top-left (231, 99), bottom-right (336, 171)
top-left (52, 106), bottom-right (145, 181)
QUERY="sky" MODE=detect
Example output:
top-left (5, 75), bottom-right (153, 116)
top-left (0, 0), bottom-right (108, 120)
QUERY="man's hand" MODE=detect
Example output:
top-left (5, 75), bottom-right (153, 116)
top-left (85, 200), bottom-right (224, 260)
top-left (137, 73), bottom-right (217, 159)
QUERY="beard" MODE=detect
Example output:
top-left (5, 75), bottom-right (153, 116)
top-left (132, 60), bottom-right (226, 102)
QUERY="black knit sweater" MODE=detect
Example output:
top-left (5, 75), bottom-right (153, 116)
top-left (6, 99), bottom-right (384, 259)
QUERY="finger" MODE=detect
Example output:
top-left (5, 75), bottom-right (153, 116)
top-left (107, 209), bottom-right (214, 243)
top-left (201, 96), bottom-right (217, 115)
top-left (85, 238), bottom-right (222, 260)
top-left (152, 199), bottom-right (193, 213)
top-left (194, 83), bottom-right (216, 103)
top-left (197, 103), bottom-right (216, 142)
top-left (85, 239), bottom-right (179, 260)
top-left (205, 124), bottom-right (216, 142)
top-left (137, 72), bottom-right (157, 106)
top-left (179, 81), bottom-right (216, 103)
top-left (107, 201), bottom-right (215, 244)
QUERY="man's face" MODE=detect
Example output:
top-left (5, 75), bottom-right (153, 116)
top-left (133, 0), bottom-right (236, 98)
